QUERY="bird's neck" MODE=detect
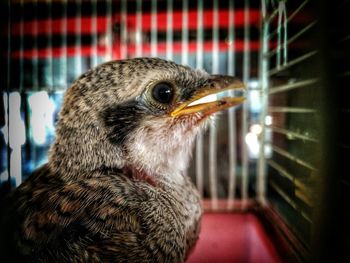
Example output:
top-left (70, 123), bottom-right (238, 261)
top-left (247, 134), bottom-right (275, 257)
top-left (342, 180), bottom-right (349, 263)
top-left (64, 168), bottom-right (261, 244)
top-left (48, 123), bottom-right (126, 180)
top-left (48, 119), bottom-right (198, 184)
top-left (48, 125), bottom-right (188, 186)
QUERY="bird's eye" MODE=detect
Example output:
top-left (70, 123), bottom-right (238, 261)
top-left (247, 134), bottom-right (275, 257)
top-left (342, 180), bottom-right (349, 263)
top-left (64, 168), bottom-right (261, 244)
top-left (151, 82), bottom-right (174, 104)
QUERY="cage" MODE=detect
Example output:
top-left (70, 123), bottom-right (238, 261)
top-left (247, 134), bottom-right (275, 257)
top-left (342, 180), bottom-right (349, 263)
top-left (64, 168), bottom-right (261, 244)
top-left (0, 0), bottom-right (349, 262)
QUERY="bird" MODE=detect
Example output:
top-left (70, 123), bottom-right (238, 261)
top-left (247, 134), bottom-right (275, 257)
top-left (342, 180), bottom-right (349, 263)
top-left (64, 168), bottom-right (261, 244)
top-left (0, 57), bottom-right (244, 263)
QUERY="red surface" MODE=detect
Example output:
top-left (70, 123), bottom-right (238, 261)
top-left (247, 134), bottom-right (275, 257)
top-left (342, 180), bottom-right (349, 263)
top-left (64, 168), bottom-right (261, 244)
top-left (8, 8), bottom-right (312, 36)
top-left (9, 10), bottom-right (261, 37)
top-left (187, 213), bottom-right (282, 263)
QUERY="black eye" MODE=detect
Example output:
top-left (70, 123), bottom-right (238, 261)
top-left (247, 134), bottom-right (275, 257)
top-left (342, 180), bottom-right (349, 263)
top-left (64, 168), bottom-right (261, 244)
top-left (151, 82), bottom-right (174, 104)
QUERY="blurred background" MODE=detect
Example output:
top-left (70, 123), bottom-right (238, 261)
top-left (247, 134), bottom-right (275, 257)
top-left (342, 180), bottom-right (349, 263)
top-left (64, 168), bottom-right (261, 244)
top-left (1, 0), bottom-right (349, 262)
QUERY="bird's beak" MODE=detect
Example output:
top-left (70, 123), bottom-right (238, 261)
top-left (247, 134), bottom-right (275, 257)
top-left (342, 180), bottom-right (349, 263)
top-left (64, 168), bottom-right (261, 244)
top-left (171, 75), bottom-right (246, 117)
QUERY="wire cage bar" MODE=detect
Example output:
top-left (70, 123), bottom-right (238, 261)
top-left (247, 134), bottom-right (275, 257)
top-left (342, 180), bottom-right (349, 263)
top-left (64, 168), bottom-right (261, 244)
top-left (195, 0), bottom-right (205, 200)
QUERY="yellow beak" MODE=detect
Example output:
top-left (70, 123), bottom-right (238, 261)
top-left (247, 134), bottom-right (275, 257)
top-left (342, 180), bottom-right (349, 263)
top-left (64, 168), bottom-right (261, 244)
top-left (171, 76), bottom-right (246, 117)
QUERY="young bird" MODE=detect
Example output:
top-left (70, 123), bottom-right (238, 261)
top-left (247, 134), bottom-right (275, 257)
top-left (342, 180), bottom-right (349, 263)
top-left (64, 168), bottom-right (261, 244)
top-left (0, 58), bottom-right (244, 262)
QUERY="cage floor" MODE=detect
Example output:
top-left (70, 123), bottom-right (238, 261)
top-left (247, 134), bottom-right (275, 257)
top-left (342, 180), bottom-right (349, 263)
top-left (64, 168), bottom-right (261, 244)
top-left (187, 213), bottom-right (282, 263)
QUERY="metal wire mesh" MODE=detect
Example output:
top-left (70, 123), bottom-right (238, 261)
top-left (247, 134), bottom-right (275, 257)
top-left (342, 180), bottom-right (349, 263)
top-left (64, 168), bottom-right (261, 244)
top-left (259, 0), bottom-right (320, 257)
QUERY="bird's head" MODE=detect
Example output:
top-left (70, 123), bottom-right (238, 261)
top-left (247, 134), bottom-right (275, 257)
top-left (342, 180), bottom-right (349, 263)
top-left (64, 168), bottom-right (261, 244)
top-left (49, 58), bottom-right (244, 182)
